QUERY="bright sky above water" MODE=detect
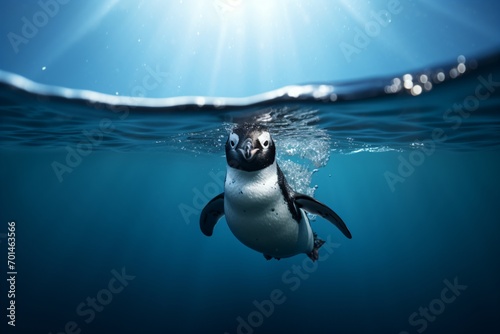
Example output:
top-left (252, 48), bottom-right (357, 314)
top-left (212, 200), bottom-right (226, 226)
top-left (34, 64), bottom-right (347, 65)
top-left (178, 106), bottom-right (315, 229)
top-left (0, 0), bottom-right (499, 98)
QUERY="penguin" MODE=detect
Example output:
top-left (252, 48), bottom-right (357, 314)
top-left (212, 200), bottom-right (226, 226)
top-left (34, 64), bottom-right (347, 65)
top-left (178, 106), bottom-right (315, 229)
top-left (200, 124), bottom-right (352, 261)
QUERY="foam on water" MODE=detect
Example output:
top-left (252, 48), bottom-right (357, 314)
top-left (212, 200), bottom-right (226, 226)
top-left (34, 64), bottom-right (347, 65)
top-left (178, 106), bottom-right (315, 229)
top-left (163, 107), bottom-right (332, 196)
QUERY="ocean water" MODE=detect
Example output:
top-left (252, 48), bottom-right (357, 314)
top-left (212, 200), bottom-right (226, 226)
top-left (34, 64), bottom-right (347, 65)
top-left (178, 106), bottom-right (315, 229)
top-left (1, 1), bottom-right (500, 334)
top-left (1, 52), bottom-right (500, 334)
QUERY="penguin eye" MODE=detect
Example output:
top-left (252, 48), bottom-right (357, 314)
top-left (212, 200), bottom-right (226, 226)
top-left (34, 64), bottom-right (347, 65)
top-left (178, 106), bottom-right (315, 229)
top-left (258, 132), bottom-right (271, 149)
top-left (229, 133), bottom-right (239, 148)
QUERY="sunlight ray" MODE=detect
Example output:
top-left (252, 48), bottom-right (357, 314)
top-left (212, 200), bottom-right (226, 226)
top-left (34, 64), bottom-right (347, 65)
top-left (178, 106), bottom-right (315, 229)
top-left (42, 0), bottom-right (120, 69)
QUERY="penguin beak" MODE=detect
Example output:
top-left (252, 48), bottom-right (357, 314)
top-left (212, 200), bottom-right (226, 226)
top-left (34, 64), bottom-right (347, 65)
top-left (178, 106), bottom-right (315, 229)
top-left (239, 139), bottom-right (259, 161)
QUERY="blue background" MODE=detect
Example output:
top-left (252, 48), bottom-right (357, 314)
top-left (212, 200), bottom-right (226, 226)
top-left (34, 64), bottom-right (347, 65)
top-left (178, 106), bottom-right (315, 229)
top-left (1, 1), bottom-right (500, 333)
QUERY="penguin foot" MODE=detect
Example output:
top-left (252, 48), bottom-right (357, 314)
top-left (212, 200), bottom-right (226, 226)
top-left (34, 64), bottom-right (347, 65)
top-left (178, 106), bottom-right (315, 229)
top-left (263, 254), bottom-right (281, 261)
top-left (307, 233), bottom-right (325, 262)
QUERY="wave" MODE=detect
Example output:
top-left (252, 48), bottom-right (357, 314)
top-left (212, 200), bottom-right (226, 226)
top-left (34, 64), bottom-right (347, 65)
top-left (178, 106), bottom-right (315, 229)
top-left (1, 51), bottom-right (500, 155)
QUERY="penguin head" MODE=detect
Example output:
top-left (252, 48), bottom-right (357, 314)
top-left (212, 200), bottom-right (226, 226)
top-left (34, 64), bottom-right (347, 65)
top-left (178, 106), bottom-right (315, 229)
top-left (225, 124), bottom-right (275, 172)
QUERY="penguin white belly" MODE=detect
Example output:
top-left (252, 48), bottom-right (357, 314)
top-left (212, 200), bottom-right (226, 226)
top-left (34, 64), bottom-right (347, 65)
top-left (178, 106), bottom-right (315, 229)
top-left (224, 162), bottom-right (314, 258)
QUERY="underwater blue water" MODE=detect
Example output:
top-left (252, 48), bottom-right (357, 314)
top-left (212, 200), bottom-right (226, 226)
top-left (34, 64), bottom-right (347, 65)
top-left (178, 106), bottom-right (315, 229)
top-left (1, 1), bottom-right (500, 334)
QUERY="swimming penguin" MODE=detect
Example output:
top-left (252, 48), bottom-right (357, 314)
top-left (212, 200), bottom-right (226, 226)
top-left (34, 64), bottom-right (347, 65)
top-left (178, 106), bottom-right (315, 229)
top-left (200, 124), bottom-right (352, 261)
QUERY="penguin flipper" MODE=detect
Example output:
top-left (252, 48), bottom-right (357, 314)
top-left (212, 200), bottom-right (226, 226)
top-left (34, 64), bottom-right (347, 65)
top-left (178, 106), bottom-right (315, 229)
top-left (294, 194), bottom-right (352, 239)
top-left (200, 193), bottom-right (225, 236)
